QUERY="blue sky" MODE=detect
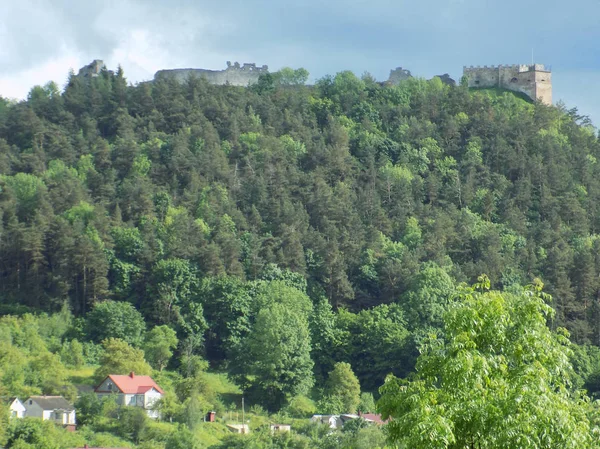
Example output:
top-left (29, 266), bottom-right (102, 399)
top-left (1, 0), bottom-right (599, 125)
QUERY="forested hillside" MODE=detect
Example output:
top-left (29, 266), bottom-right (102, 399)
top-left (2, 65), bottom-right (600, 448)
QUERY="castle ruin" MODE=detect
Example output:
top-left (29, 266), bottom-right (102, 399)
top-left (78, 60), bottom-right (107, 77)
top-left (388, 67), bottom-right (412, 84)
top-left (75, 60), bottom-right (552, 105)
top-left (154, 61), bottom-right (269, 86)
top-left (462, 64), bottom-right (552, 105)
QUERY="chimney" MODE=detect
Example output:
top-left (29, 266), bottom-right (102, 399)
top-left (129, 372), bottom-right (135, 378)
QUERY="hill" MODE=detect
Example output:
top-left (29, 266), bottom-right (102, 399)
top-left (1, 65), bottom-right (600, 448)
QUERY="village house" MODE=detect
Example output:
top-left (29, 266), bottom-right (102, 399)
top-left (24, 396), bottom-right (76, 430)
top-left (357, 411), bottom-right (387, 425)
top-left (2, 397), bottom-right (26, 418)
top-left (94, 372), bottom-right (163, 418)
top-left (311, 412), bottom-right (387, 429)
top-left (226, 424), bottom-right (250, 434)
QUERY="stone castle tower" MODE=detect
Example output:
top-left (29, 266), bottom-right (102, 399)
top-left (462, 64), bottom-right (552, 105)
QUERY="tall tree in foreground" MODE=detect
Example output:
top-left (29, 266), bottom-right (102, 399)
top-left (378, 277), bottom-right (595, 449)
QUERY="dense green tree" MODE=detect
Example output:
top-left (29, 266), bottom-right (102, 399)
top-left (144, 325), bottom-right (178, 371)
top-left (86, 300), bottom-right (146, 346)
top-left (5, 418), bottom-right (83, 449)
top-left (94, 338), bottom-right (152, 381)
top-left (325, 362), bottom-right (361, 413)
top-left (240, 301), bottom-right (314, 410)
top-left (337, 304), bottom-right (412, 391)
top-left (379, 279), bottom-right (595, 448)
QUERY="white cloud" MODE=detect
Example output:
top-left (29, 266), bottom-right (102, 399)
top-left (0, 48), bottom-right (83, 100)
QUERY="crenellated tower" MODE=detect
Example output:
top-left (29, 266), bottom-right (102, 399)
top-left (462, 64), bottom-right (552, 105)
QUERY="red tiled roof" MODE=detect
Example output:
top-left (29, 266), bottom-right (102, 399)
top-left (359, 413), bottom-right (388, 424)
top-left (95, 372), bottom-right (164, 395)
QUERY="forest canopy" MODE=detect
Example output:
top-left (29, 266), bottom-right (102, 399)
top-left (2, 64), bottom-right (600, 448)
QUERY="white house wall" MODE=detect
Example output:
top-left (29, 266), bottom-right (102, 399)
top-left (145, 389), bottom-right (162, 409)
top-left (10, 400), bottom-right (26, 418)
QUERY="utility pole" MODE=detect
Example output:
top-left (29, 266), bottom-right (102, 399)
top-left (242, 396), bottom-right (245, 434)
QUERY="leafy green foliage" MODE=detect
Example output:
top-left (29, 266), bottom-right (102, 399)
top-left (2, 63), bottom-right (600, 448)
top-left (86, 300), bottom-right (146, 346)
top-left (94, 338), bottom-right (152, 381)
top-left (240, 301), bottom-right (314, 410)
top-left (5, 418), bottom-right (83, 449)
top-left (144, 325), bottom-right (178, 371)
top-left (325, 362), bottom-right (361, 413)
top-left (379, 281), bottom-right (596, 448)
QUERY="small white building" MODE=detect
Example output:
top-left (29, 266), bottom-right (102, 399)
top-left (2, 397), bottom-right (26, 418)
top-left (227, 424), bottom-right (250, 434)
top-left (94, 372), bottom-right (163, 419)
top-left (270, 424), bottom-right (291, 433)
top-left (311, 414), bottom-right (366, 429)
top-left (24, 396), bottom-right (76, 427)
top-left (311, 414), bottom-right (343, 429)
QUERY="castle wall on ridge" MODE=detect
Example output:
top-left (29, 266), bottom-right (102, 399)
top-left (154, 61), bottom-right (269, 86)
top-left (462, 64), bottom-right (552, 105)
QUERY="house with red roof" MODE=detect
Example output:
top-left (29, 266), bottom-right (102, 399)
top-left (94, 372), bottom-right (163, 418)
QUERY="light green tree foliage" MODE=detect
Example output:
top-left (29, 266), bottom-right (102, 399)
top-left (75, 392), bottom-right (104, 426)
top-left (0, 401), bottom-right (8, 446)
top-left (244, 304), bottom-right (314, 410)
top-left (378, 278), bottom-right (595, 449)
top-left (273, 67), bottom-right (310, 86)
top-left (60, 338), bottom-right (85, 368)
top-left (0, 314), bottom-right (74, 398)
top-left (326, 362), bottom-right (361, 413)
top-left (144, 325), bottom-right (178, 371)
top-left (1, 173), bottom-right (47, 220)
top-left (5, 418), bottom-right (84, 449)
top-left (316, 394), bottom-right (345, 415)
top-left (86, 300), bottom-right (146, 346)
top-left (237, 281), bottom-right (314, 410)
top-left (94, 338), bottom-right (152, 381)
top-left (148, 258), bottom-right (199, 325)
top-left (357, 392), bottom-right (376, 413)
top-left (400, 262), bottom-right (455, 331)
top-left (165, 425), bottom-right (200, 449)
top-left (284, 395), bottom-right (316, 418)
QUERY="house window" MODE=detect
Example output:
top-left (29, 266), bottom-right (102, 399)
top-left (474, 80), bottom-right (480, 85)
top-left (29, 400), bottom-right (32, 405)
top-left (511, 77), bottom-right (518, 82)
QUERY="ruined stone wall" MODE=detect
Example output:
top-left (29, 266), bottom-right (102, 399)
top-left (462, 64), bottom-right (552, 105)
top-left (387, 67), bottom-right (412, 85)
top-left (463, 66), bottom-right (499, 88)
top-left (154, 62), bottom-right (269, 87)
top-left (78, 60), bottom-right (106, 77)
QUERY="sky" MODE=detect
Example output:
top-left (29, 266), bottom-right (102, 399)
top-left (1, 0), bottom-right (600, 125)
